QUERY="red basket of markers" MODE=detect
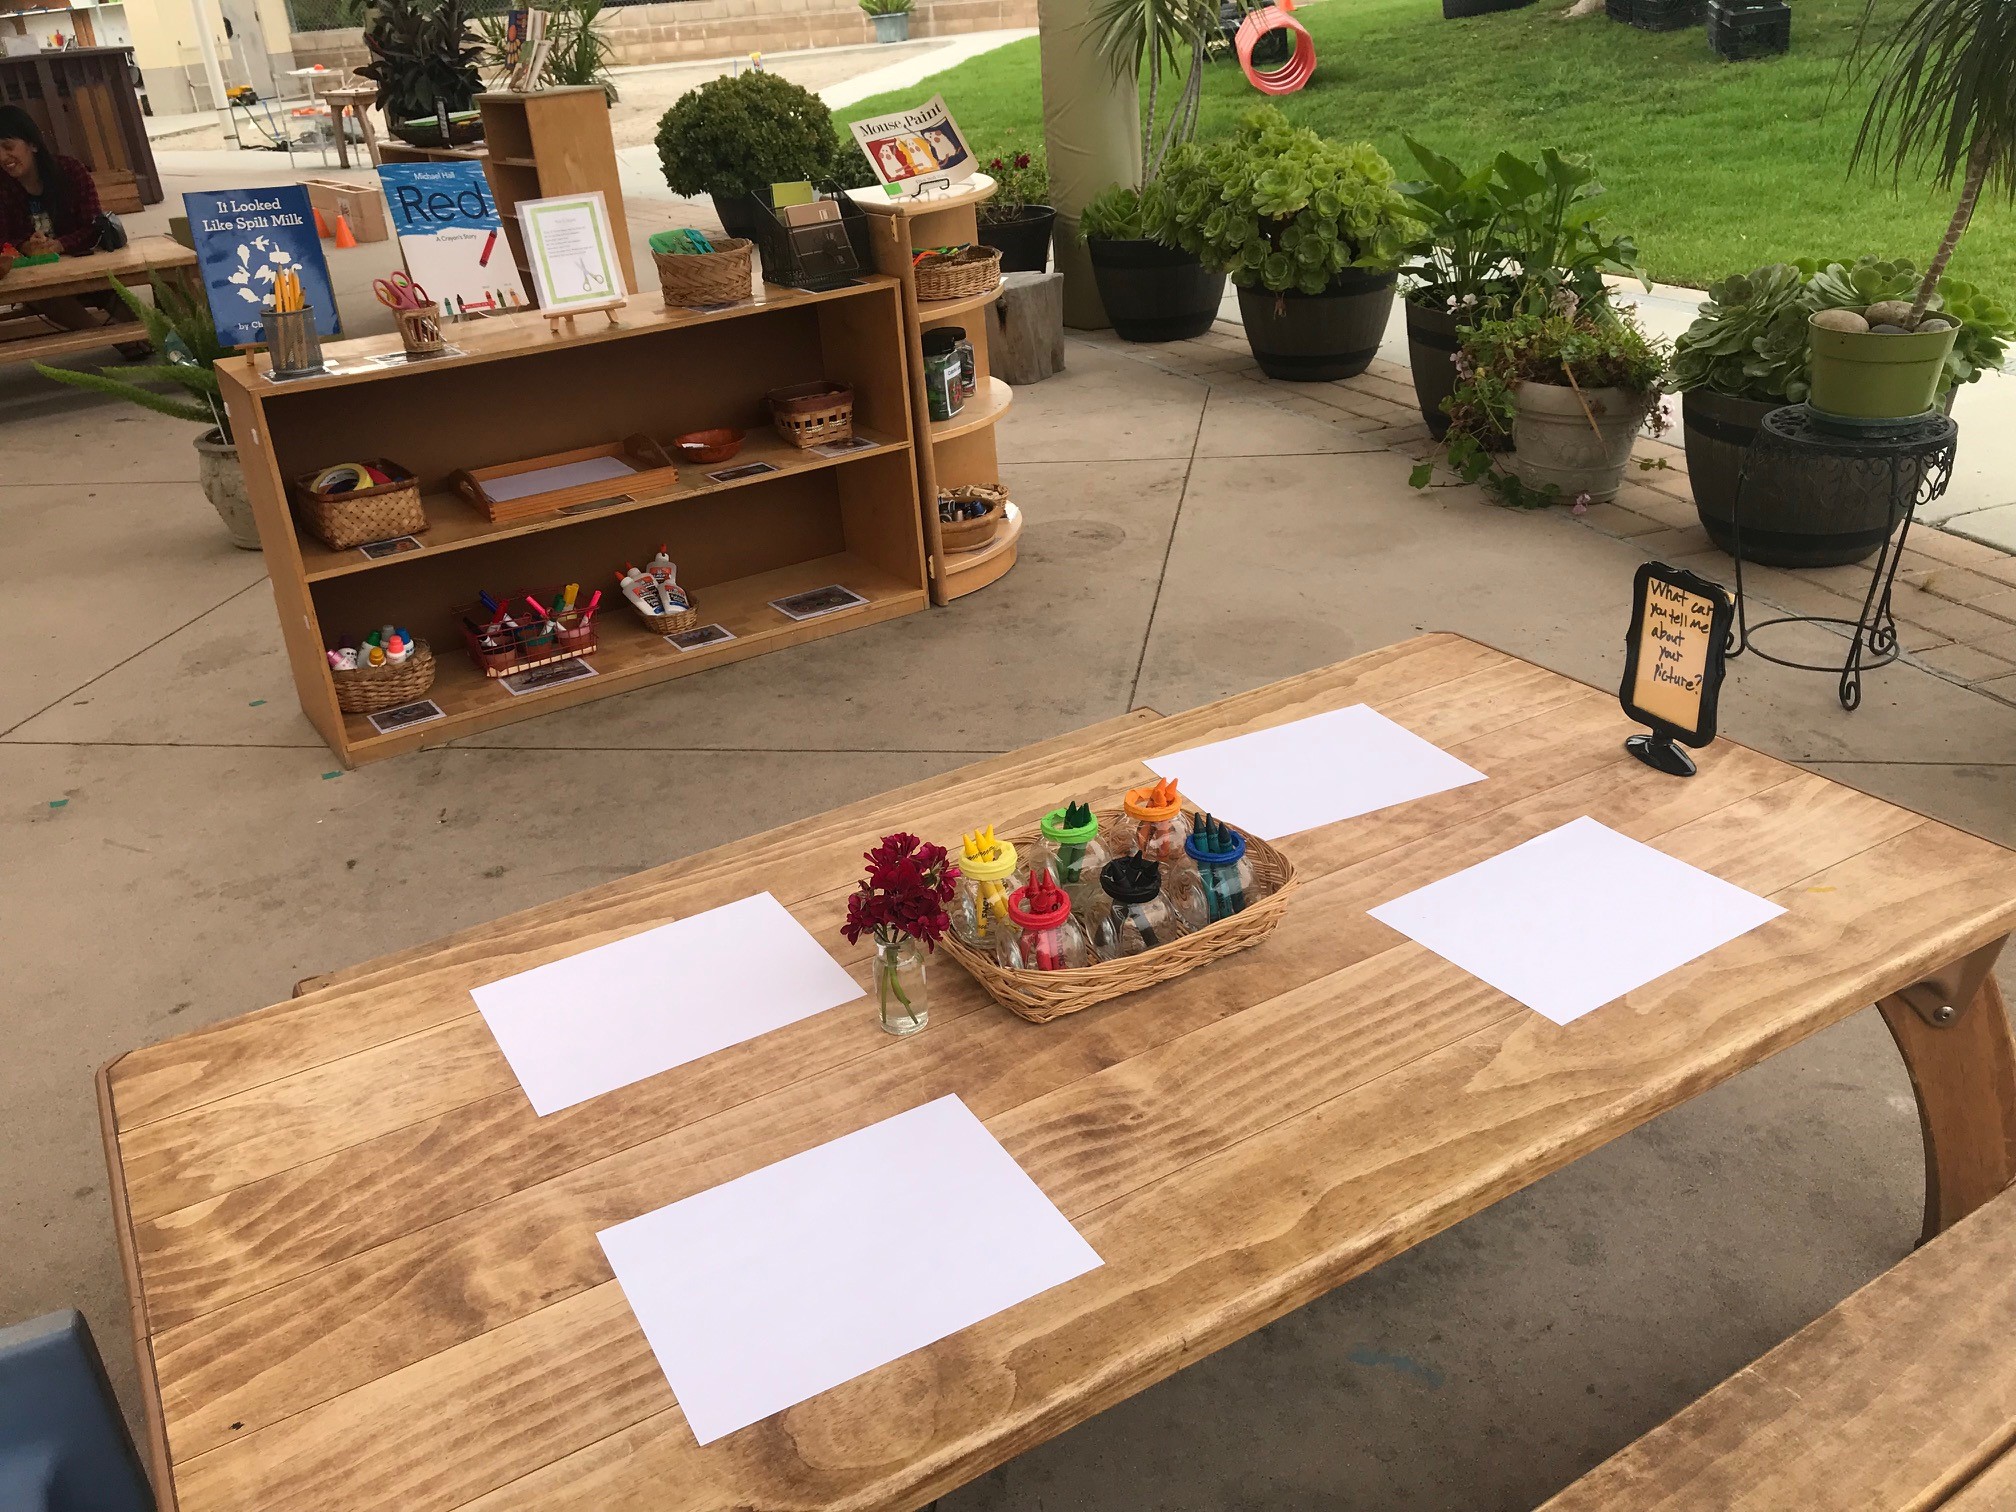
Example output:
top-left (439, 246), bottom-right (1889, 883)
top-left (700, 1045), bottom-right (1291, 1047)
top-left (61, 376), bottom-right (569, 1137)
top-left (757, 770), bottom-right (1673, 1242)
top-left (456, 586), bottom-right (601, 677)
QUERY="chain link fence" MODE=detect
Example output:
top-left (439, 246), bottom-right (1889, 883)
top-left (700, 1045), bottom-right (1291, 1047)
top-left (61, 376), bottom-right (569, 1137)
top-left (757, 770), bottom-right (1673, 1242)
top-left (283, 0), bottom-right (665, 31)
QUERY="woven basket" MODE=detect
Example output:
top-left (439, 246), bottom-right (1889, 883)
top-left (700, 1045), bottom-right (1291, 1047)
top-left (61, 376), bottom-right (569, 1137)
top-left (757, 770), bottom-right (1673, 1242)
top-left (937, 484), bottom-right (1008, 551)
top-left (395, 305), bottom-right (446, 358)
top-left (293, 460), bottom-right (426, 550)
top-left (331, 641), bottom-right (436, 715)
top-left (768, 381), bottom-right (855, 449)
top-left (628, 592), bottom-right (700, 635)
top-left (655, 238), bottom-right (753, 308)
top-left (940, 811), bottom-right (1298, 1023)
top-left (914, 245), bottom-right (1002, 302)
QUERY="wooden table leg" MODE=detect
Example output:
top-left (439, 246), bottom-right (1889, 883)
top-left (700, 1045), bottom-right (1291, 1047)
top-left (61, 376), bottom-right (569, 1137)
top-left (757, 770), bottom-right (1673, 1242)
top-left (332, 106), bottom-right (352, 169)
top-left (1879, 936), bottom-right (2016, 1243)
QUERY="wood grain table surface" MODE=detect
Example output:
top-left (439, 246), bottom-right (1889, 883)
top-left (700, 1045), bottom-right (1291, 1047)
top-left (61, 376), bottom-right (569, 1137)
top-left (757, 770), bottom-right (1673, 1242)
top-left (97, 633), bottom-right (2016, 1512)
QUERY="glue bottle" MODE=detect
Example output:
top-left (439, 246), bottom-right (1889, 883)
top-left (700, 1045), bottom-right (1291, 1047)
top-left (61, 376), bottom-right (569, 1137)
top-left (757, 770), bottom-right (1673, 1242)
top-left (1004, 871), bottom-right (1093, 973)
top-left (1122, 777), bottom-right (1190, 863)
top-left (1029, 801), bottom-right (1114, 924)
top-left (1087, 856), bottom-right (1187, 961)
top-left (950, 826), bottom-right (1027, 958)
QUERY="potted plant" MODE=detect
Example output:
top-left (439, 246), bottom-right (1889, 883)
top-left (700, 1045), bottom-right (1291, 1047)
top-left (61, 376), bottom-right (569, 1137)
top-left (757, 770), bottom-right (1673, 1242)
top-left (861, 0), bottom-right (912, 43)
top-left (975, 141), bottom-right (1055, 273)
top-left (1670, 256), bottom-right (2010, 563)
top-left (1810, 0), bottom-right (2016, 419)
top-left (1158, 106), bottom-right (1412, 379)
top-left (1412, 293), bottom-right (1668, 506)
top-left (36, 274), bottom-right (255, 549)
top-left (656, 72), bottom-right (851, 242)
top-left (1075, 0), bottom-right (1223, 340)
top-left (357, 0), bottom-right (485, 147)
top-left (1397, 138), bottom-right (1642, 437)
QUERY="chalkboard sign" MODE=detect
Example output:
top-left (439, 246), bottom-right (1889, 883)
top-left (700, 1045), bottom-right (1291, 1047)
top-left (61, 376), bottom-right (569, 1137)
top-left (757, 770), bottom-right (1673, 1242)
top-left (1619, 562), bottom-right (1732, 777)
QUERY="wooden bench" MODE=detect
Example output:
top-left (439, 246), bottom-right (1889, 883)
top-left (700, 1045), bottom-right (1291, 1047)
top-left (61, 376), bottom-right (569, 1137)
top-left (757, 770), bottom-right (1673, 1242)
top-left (0, 236), bottom-right (199, 365)
top-left (1543, 1176), bottom-right (2016, 1510)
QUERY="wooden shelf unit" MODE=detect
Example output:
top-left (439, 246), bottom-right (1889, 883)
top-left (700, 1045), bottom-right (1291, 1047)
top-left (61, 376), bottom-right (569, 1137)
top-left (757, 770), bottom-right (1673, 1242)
top-left (854, 181), bottom-right (1018, 604)
top-left (217, 278), bottom-right (925, 766)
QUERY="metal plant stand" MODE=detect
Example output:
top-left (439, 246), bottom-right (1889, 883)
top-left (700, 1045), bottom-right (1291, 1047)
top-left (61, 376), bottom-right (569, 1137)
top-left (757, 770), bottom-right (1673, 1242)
top-left (1728, 405), bottom-right (1958, 711)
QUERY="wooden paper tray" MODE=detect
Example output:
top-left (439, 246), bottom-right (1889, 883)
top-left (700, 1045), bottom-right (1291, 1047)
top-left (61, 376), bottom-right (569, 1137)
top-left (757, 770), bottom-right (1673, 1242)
top-left (451, 434), bottom-right (679, 523)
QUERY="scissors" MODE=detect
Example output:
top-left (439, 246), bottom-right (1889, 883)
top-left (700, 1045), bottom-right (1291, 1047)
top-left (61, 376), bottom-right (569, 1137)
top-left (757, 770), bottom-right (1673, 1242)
top-left (372, 272), bottom-right (428, 310)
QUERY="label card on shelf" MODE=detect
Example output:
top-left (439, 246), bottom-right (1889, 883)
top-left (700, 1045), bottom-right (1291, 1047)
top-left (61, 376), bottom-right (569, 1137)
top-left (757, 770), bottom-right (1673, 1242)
top-left (1368, 815), bottom-right (1785, 1026)
top-left (668, 624), bottom-right (736, 652)
top-left (498, 658), bottom-right (597, 697)
top-left (366, 698), bottom-right (445, 734)
top-left (598, 1094), bottom-right (1103, 1444)
top-left (772, 584), bottom-right (868, 621)
top-left (1145, 705), bottom-right (1487, 840)
top-left (472, 891), bottom-right (865, 1115)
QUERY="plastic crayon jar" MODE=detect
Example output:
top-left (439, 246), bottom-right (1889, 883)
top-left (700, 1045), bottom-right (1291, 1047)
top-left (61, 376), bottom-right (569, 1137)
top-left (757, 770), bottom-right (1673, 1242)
top-left (1122, 778), bottom-right (1191, 863)
top-left (950, 827), bottom-right (1028, 959)
top-left (1029, 801), bottom-right (1115, 922)
top-left (1004, 872), bottom-right (1093, 972)
top-left (1166, 814), bottom-right (1260, 927)
top-left (1088, 856), bottom-right (1188, 962)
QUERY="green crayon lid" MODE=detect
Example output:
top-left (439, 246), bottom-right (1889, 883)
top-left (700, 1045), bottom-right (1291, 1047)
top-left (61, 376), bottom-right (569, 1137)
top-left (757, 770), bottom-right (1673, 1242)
top-left (1039, 802), bottom-right (1099, 845)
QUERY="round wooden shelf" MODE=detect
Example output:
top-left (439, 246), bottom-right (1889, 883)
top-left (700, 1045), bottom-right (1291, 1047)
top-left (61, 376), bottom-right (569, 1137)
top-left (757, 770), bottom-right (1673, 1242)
top-left (931, 377), bottom-right (1012, 443)
top-left (847, 173), bottom-right (998, 218)
top-left (918, 284), bottom-right (1005, 323)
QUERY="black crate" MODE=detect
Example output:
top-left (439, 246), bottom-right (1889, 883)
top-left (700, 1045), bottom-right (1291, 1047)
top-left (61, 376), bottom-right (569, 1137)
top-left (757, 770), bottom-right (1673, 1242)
top-left (1708, 0), bottom-right (1790, 57)
top-left (1618, 0), bottom-right (1704, 28)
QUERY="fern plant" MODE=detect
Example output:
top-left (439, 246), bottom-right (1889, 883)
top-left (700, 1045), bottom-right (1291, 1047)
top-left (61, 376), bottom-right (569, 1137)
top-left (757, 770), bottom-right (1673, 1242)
top-left (35, 275), bottom-right (233, 442)
top-left (358, 0), bottom-right (483, 129)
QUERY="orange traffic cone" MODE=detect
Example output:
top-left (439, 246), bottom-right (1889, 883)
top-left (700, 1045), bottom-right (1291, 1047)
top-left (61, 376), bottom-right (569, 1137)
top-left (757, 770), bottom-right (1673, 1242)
top-left (333, 211), bottom-right (358, 250)
top-left (312, 205), bottom-right (332, 238)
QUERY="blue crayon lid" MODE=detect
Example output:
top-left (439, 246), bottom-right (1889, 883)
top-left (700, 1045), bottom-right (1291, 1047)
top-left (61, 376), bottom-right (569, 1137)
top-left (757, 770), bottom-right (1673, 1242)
top-left (1184, 816), bottom-right (1246, 866)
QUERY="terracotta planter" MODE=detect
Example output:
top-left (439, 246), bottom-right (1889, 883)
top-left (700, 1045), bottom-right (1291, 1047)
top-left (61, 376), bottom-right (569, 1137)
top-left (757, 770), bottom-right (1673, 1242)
top-left (1236, 268), bottom-right (1396, 381)
top-left (1087, 238), bottom-right (1225, 342)
top-left (196, 428), bottom-right (259, 550)
top-left (1509, 381), bottom-right (1649, 502)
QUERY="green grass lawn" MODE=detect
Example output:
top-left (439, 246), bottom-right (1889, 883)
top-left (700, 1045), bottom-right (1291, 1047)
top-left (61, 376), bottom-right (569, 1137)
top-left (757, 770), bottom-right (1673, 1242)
top-left (842, 0), bottom-right (2014, 293)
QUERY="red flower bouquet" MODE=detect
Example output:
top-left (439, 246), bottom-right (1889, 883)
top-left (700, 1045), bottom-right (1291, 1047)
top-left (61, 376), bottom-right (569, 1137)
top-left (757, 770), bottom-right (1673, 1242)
top-left (842, 832), bottom-right (961, 951)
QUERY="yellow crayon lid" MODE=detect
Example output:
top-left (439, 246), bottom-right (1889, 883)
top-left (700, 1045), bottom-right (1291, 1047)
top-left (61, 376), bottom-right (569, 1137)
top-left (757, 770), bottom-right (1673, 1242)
top-left (960, 826), bottom-right (1020, 882)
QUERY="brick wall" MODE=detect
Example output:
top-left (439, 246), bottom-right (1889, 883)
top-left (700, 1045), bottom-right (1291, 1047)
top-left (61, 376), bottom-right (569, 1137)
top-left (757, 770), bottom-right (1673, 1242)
top-left (290, 0), bottom-right (1034, 73)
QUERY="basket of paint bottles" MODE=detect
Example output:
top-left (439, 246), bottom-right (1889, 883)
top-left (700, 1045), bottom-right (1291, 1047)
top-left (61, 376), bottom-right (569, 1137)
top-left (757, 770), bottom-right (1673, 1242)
top-left (938, 778), bottom-right (1298, 1023)
top-left (327, 627), bottom-right (435, 714)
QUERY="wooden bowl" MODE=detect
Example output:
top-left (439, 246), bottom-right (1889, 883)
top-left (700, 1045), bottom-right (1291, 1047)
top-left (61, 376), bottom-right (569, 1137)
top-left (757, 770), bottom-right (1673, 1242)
top-left (673, 427), bottom-right (744, 464)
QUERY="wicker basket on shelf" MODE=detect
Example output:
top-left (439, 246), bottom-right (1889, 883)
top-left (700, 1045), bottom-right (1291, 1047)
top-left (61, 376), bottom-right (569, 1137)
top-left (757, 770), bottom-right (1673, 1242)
top-left (913, 245), bottom-right (1001, 302)
top-left (627, 591), bottom-right (700, 635)
top-left (331, 641), bottom-right (436, 715)
top-left (939, 810), bottom-right (1298, 1023)
top-left (292, 460), bottom-right (426, 550)
top-left (767, 381), bottom-right (854, 449)
top-left (654, 237), bottom-right (753, 308)
top-left (937, 484), bottom-right (1008, 551)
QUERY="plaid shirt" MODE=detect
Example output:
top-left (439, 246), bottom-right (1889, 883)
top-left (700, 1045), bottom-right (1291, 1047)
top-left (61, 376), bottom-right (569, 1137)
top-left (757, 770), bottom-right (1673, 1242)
top-left (0, 153), bottom-right (100, 257)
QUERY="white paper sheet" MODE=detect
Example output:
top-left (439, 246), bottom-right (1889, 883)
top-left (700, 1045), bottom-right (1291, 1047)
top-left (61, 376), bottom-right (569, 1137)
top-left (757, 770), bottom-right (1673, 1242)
top-left (481, 454), bottom-right (637, 503)
top-left (1368, 816), bottom-right (1786, 1025)
top-left (599, 1094), bottom-right (1102, 1444)
top-left (471, 892), bottom-right (864, 1115)
top-left (1145, 704), bottom-right (1488, 840)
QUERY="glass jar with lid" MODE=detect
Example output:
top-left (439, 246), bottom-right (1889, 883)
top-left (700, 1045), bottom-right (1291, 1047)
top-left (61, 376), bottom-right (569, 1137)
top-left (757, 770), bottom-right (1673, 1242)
top-left (949, 825), bottom-right (1026, 958)
top-left (1087, 856), bottom-right (1189, 961)
top-left (1121, 777), bottom-right (1191, 863)
top-left (1004, 871), bottom-right (1094, 972)
top-left (1029, 801), bottom-right (1115, 923)
top-left (1166, 813), bottom-right (1261, 928)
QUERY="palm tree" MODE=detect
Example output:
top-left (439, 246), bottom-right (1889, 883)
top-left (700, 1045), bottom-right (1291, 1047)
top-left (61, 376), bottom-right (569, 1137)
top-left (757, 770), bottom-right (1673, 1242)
top-left (1090, 0), bottom-right (1216, 181)
top-left (1848, 0), bottom-right (2016, 324)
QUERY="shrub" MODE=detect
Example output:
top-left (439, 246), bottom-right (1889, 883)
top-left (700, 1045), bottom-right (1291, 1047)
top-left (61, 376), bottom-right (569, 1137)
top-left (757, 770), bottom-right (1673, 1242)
top-left (655, 72), bottom-right (845, 201)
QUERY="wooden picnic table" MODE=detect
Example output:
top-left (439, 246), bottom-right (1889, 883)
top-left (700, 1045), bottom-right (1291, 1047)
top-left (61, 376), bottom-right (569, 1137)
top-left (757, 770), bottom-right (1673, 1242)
top-left (97, 633), bottom-right (2016, 1512)
top-left (0, 237), bottom-right (198, 365)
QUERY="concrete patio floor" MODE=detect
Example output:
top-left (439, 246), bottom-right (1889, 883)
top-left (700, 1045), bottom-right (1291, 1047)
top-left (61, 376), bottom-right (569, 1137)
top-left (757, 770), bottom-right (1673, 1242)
top-left (9, 291), bottom-right (2016, 1508)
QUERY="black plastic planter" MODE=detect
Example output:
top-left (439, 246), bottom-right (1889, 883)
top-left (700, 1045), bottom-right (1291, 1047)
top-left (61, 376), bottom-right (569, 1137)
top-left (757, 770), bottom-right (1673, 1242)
top-left (1442, 0), bottom-right (1533, 17)
top-left (1707, 0), bottom-right (1789, 57)
top-left (1608, 0), bottom-right (1703, 27)
top-left (1237, 270), bottom-right (1397, 381)
top-left (710, 192), bottom-right (769, 244)
top-left (1405, 300), bottom-right (1460, 438)
top-left (978, 206), bottom-right (1057, 273)
top-left (1086, 239), bottom-right (1226, 343)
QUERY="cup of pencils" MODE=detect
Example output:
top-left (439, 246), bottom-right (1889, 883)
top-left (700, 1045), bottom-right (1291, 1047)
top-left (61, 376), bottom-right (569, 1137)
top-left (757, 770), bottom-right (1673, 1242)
top-left (262, 268), bottom-right (324, 378)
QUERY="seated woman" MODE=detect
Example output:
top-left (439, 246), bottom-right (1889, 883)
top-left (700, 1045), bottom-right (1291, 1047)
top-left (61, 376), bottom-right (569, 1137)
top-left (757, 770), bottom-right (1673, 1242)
top-left (0, 104), bottom-right (142, 346)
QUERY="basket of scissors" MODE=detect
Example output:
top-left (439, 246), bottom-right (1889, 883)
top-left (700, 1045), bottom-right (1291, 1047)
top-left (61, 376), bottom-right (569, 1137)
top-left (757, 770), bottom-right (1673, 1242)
top-left (912, 244), bottom-right (1001, 302)
top-left (650, 229), bottom-right (754, 309)
top-left (292, 459), bottom-right (426, 550)
top-left (617, 551), bottom-right (699, 635)
top-left (374, 272), bottom-right (445, 358)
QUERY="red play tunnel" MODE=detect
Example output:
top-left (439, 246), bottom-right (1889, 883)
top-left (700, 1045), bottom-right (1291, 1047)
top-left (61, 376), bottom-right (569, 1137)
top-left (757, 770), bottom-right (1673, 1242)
top-left (1236, 0), bottom-right (1318, 94)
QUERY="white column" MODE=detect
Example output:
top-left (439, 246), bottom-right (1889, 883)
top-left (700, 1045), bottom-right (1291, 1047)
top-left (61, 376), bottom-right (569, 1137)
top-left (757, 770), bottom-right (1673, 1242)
top-left (187, 0), bottom-right (233, 130)
top-left (1036, 0), bottom-right (1142, 329)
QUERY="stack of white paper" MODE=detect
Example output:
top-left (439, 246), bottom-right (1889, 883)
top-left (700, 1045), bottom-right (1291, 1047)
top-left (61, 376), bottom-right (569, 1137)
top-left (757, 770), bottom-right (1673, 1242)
top-left (1368, 816), bottom-right (1786, 1025)
top-left (599, 1095), bottom-right (1104, 1444)
top-left (471, 892), bottom-right (865, 1115)
top-left (1146, 705), bottom-right (1487, 840)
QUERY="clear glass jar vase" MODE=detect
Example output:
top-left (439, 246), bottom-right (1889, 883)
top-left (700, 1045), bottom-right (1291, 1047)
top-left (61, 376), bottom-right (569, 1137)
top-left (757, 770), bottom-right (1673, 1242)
top-left (1030, 801), bottom-right (1115, 924)
top-left (1088, 856), bottom-right (1189, 961)
top-left (1005, 873), bottom-right (1094, 972)
top-left (951, 826), bottom-right (1026, 959)
top-left (1122, 778), bottom-right (1190, 864)
top-left (874, 935), bottom-right (928, 1035)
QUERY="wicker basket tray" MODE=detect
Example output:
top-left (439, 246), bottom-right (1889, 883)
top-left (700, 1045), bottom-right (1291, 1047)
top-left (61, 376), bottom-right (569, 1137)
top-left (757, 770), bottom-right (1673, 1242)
top-left (914, 245), bottom-right (1002, 302)
top-left (627, 592), bottom-right (700, 635)
top-left (768, 381), bottom-right (854, 449)
top-left (654, 237), bottom-right (753, 308)
top-left (940, 811), bottom-right (1298, 1023)
top-left (937, 484), bottom-right (1008, 551)
top-left (293, 460), bottom-right (426, 550)
top-left (331, 641), bottom-right (436, 715)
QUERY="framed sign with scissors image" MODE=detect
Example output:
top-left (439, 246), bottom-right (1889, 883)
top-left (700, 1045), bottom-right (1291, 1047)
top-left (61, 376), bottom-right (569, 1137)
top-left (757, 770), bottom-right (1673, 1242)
top-left (519, 190), bottom-right (627, 332)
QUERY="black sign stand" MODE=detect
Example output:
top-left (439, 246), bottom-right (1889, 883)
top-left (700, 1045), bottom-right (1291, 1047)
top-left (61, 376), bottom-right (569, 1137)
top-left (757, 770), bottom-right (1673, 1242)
top-left (1619, 562), bottom-right (1734, 779)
